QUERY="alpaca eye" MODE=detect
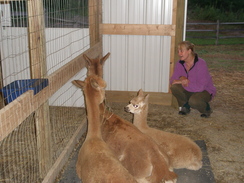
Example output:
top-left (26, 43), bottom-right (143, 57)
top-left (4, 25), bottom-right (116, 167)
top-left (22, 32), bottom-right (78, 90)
top-left (133, 104), bottom-right (139, 108)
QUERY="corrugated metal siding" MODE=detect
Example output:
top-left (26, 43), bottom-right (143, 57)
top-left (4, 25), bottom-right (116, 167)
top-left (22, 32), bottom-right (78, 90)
top-left (102, 0), bottom-right (173, 92)
top-left (0, 28), bottom-right (89, 107)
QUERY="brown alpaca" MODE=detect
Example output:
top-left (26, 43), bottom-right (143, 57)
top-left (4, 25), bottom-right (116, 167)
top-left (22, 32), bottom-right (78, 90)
top-left (83, 52), bottom-right (110, 77)
top-left (125, 89), bottom-right (203, 170)
top-left (83, 54), bottom-right (177, 183)
top-left (73, 75), bottom-right (137, 183)
top-left (101, 106), bottom-right (177, 183)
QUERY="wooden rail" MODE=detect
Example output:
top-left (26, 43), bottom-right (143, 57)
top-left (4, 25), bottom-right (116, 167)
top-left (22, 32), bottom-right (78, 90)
top-left (101, 24), bottom-right (176, 36)
top-left (0, 42), bottom-right (102, 142)
top-left (186, 21), bottom-right (244, 45)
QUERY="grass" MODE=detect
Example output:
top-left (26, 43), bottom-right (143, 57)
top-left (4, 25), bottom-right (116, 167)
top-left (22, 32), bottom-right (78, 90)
top-left (186, 20), bottom-right (244, 45)
top-left (195, 45), bottom-right (244, 71)
top-left (187, 37), bottom-right (244, 45)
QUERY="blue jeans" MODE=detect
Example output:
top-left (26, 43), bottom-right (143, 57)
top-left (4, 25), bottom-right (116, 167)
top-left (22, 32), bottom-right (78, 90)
top-left (170, 84), bottom-right (212, 114)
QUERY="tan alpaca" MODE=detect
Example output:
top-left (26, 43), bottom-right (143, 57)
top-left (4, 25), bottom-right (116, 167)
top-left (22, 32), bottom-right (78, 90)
top-left (73, 75), bottom-right (138, 183)
top-left (83, 52), bottom-right (110, 77)
top-left (125, 89), bottom-right (203, 170)
top-left (101, 106), bottom-right (177, 183)
top-left (83, 54), bottom-right (177, 183)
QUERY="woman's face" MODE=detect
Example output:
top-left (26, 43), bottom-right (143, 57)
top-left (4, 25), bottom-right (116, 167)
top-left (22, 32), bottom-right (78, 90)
top-left (178, 46), bottom-right (192, 61)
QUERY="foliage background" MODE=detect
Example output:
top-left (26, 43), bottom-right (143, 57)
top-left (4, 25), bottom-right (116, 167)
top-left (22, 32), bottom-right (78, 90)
top-left (187, 0), bottom-right (244, 21)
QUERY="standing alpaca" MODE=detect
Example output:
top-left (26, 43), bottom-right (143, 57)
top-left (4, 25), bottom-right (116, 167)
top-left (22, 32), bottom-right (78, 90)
top-left (125, 89), bottom-right (203, 170)
top-left (83, 52), bottom-right (110, 77)
top-left (83, 54), bottom-right (177, 183)
top-left (73, 75), bottom-right (138, 183)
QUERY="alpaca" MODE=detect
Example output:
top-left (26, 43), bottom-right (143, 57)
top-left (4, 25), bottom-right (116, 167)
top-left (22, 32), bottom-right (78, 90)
top-left (83, 52), bottom-right (110, 77)
top-left (73, 75), bottom-right (138, 183)
top-left (83, 54), bottom-right (177, 183)
top-left (101, 106), bottom-right (177, 183)
top-left (125, 89), bottom-right (203, 170)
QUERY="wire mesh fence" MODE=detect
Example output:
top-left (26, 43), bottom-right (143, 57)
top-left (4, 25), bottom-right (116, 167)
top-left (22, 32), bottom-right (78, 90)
top-left (0, 0), bottom-right (93, 182)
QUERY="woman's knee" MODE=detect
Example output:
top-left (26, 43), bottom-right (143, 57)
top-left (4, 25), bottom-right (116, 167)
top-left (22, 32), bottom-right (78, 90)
top-left (189, 94), bottom-right (210, 113)
top-left (170, 84), bottom-right (182, 94)
top-left (188, 94), bottom-right (205, 108)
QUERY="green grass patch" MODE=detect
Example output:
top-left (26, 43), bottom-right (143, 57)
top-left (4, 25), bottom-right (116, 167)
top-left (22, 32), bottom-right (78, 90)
top-left (195, 45), bottom-right (244, 71)
top-left (186, 37), bottom-right (244, 45)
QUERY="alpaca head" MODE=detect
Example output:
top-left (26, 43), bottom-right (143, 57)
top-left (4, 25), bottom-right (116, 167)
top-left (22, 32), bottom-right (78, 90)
top-left (72, 75), bottom-right (107, 104)
top-left (124, 89), bottom-right (149, 114)
top-left (83, 52), bottom-right (110, 77)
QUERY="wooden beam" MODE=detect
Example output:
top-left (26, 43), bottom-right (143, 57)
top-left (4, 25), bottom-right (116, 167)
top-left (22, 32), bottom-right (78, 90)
top-left (101, 24), bottom-right (176, 36)
top-left (89, 0), bottom-right (100, 46)
top-left (105, 90), bottom-right (172, 106)
top-left (27, 0), bottom-right (52, 178)
top-left (42, 118), bottom-right (87, 183)
top-left (0, 42), bottom-right (102, 142)
top-left (170, 0), bottom-right (186, 108)
top-left (0, 52), bottom-right (4, 109)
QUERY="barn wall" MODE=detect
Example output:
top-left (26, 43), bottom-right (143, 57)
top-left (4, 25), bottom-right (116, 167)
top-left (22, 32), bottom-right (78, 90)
top-left (0, 27), bottom-right (90, 107)
top-left (102, 0), bottom-right (173, 93)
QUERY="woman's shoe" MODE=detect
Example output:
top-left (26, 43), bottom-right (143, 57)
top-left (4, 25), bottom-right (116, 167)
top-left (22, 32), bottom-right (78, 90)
top-left (179, 107), bottom-right (191, 115)
top-left (200, 113), bottom-right (210, 118)
top-left (200, 109), bottom-right (212, 118)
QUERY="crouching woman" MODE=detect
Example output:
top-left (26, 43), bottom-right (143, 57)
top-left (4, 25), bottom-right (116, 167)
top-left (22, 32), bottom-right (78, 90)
top-left (170, 41), bottom-right (216, 118)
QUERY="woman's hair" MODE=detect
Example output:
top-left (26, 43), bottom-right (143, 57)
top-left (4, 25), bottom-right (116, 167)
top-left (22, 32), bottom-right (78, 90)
top-left (178, 41), bottom-right (195, 56)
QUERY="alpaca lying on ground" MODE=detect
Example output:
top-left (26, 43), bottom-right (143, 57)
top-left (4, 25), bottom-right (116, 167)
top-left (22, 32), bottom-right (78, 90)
top-left (83, 54), bottom-right (177, 183)
top-left (73, 75), bottom-right (137, 183)
top-left (125, 89), bottom-right (203, 170)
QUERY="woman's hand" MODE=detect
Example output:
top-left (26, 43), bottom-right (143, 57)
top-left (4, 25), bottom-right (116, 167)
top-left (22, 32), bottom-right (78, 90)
top-left (179, 76), bottom-right (189, 87)
top-left (172, 76), bottom-right (189, 86)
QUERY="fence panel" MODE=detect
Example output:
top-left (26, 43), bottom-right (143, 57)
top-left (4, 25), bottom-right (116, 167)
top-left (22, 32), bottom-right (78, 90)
top-left (186, 21), bottom-right (244, 45)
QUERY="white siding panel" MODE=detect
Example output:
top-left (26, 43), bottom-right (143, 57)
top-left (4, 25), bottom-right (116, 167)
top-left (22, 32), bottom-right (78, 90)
top-left (145, 0), bottom-right (163, 24)
top-left (103, 35), bottom-right (171, 93)
top-left (103, 0), bottom-right (173, 93)
top-left (46, 28), bottom-right (89, 75)
top-left (144, 36), bottom-right (161, 91)
top-left (163, 0), bottom-right (173, 24)
top-left (160, 36), bottom-right (171, 92)
top-left (126, 35), bottom-right (144, 91)
top-left (49, 69), bottom-right (87, 107)
top-left (0, 28), bottom-right (30, 85)
top-left (0, 28), bottom-right (89, 107)
top-left (105, 35), bottom-right (128, 90)
top-left (46, 28), bottom-right (90, 107)
top-left (128, 0), bottom-right (145, 24)
top-left (109, 0), bottom-right (128, 23)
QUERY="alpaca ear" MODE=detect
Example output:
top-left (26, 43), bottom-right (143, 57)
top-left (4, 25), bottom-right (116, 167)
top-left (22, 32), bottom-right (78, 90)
top-left (72, 80), bottom-right (85, 89)
top-left (138, 89), bottom-right (144, 96)
top-left (100, 52), bottom-right (111, 65)
top-left (90, 78), bottom-right (100, 90)
top-left (144, 94), bottom-right (149, 102)
top-left (83, 54), bottom-right (92, 66)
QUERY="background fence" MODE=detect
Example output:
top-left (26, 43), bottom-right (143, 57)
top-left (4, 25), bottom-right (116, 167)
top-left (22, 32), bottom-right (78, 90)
top-left (186, 21), bottom-right (244, 45)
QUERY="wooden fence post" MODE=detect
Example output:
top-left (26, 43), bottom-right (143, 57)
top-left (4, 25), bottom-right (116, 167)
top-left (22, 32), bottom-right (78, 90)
top-left (0, 52), bottom-right (4, 109)
top-left (170, 0), bottom-right (186, 108)
top-left (27, 0), bottom-right (52, 178)
top-left (89, 0), bottom-right (100, 46)
top-left (216, 20), bottom-right (220, 45)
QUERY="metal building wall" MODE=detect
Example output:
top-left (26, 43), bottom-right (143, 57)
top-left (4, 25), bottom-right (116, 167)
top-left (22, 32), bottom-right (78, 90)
top-left (0, 28), bottom-right (89, 107)
top-left (102, 0), bottom-right (173, 92)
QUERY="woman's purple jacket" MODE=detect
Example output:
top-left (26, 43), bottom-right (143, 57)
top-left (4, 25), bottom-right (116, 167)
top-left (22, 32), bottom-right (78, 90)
top-left (170, 55), bottom-right (216, 98)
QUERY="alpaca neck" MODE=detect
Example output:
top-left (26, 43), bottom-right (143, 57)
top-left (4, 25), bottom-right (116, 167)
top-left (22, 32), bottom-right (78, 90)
top-left (99, 102), bottom-right (113, 119)
top-left (133, 104), bottom-right (149, 130)
top-left (85, 95), bottom-right (102, 139)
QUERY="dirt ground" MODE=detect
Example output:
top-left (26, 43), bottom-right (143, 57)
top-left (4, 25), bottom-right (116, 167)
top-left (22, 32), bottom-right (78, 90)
top-left (56, 45), bottom-right (243, 183)
top-left (106, 45), bottom-right (244, 183)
